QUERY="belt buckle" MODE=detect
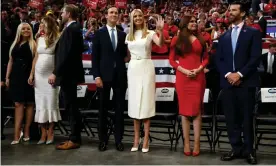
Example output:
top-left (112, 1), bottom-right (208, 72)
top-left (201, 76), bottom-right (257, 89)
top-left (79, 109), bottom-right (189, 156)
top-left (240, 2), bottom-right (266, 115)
top-left (136, 56), bottom-right (141, 60)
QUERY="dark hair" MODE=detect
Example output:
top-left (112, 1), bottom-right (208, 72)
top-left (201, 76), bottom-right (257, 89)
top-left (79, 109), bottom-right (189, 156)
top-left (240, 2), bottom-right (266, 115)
top-left (64, 4), bottom-right (79, 19)
top-left (231, 1), bottom-right (248, 14)
top-left (248, 14), bottom-right (255, 20)
top-left (105, 6), bottom-right (118, 15)
top-left (175, 16), bottom-right (206, 56)
top-left (258, 10), bottom-right (264, 15)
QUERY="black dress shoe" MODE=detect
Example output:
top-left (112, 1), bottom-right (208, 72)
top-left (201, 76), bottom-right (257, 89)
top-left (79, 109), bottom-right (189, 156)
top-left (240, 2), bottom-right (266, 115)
top-left (116, 142), bottom-right (124, 151)
top-left (221, 150), bottom-right (241, 161)
top-left (247, 153), bottom-right (257, 165)
top-left (98, 142), bottom-right (107, 151)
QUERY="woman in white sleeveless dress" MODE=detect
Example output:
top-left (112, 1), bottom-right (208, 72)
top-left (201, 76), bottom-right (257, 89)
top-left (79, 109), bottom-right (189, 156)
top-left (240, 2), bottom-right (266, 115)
top-left (28, 16), bottom-right (61, 144)
top-left (125, 9), bottom-right (164, 153)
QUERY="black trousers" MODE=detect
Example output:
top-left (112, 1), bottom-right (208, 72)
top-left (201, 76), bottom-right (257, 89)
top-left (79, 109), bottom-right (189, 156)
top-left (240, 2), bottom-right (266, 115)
top-left (220, 87), bottom-right (256, 155)
top-left (206, 71), bottom-right (220, 101)
top-left (1, 86), bottom-right (7, 136)
top-left (60, 82), bottom-right (82, 143)
top-left (97, 71), bottom-right (126, 144)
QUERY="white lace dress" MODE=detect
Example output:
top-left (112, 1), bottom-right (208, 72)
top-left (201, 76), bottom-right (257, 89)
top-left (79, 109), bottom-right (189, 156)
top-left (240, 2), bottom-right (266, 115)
top-left (125, 30), bottom-right (156, 119)
top-left (34, 37), bottom-right (61, 123)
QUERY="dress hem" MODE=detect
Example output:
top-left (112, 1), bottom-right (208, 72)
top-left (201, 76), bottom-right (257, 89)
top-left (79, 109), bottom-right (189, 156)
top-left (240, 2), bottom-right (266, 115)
top-left (128, 114), bottom-right (156, 120)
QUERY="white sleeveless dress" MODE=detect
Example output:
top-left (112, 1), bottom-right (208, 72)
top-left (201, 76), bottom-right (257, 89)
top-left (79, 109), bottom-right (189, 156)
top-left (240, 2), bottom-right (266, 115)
top-left (34, 37), bottom-right (61, 123)
top-left (125, 30), bottom-right (156, 119)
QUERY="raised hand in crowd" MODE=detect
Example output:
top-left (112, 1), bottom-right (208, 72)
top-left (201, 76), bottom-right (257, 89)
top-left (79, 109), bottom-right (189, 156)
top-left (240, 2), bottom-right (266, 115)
top-left (156, 15), bottom-right (165, 31)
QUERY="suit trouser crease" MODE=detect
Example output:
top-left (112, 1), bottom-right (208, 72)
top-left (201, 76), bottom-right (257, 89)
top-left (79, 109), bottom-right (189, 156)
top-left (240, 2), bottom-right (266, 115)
top-left (61, 82), bottom-right (82, 143)
top-left (98, 70), bottom-right (126, 143)
top-left (221, 88), bottom-right (255, 154)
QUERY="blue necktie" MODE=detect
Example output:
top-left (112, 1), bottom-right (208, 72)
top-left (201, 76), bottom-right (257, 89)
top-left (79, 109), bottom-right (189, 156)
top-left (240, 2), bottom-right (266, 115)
top-left (231, 26), bottom-right (239, 71)
top-left (111, 28), bottom-right (116, 50)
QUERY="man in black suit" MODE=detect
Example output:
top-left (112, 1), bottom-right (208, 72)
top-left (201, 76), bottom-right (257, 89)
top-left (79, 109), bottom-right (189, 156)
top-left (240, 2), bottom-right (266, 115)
top-left (216, 1), bottom-right (262, 164)
top-left (32, 12), bottom-right (42, 39)
top-left (257, 10), bottom-right (267, 38)
top-left (48, 4), bottom-right (84, 150)
top-left (92, 6), bottom-right (128, 152)
top-left (1, 20), bottom-right (10, 140)
top-left (260, 43), bottom-right (276, 87)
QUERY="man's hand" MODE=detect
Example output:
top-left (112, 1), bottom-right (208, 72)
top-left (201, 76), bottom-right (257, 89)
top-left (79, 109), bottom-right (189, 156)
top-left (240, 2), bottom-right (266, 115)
top-left (95, 77), bottom-right (103, 88)
top-left (1, 81), bottom-right (5, 87)
top-left (233, 80), bottom-right (242, 86)
top-left (204, 68), bottom-right (210, 73)
top-left (124, 56), bottom-right (130, 63)
top-left (227, 73), bottom-right (241, 85)
top-left (48, 74), bottom-right (56, 85)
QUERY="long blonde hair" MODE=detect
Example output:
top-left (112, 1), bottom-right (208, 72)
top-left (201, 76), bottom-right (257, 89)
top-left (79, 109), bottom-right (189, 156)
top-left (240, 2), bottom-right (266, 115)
top-left (127, 9), bottom-right (149, 41)
top-left (42, 16), bottom-right (60, 48)
top-left (9, 23), bottom-right (36, 57)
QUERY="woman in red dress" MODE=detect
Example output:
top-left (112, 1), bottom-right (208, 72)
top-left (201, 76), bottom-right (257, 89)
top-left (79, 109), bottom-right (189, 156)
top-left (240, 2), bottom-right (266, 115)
top-left (169, 16), bottom-right (208, 156)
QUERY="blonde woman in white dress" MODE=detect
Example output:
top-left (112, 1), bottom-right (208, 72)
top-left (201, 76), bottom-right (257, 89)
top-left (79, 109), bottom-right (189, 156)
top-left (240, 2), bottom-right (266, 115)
top-left (125, 9), bottom-right (164, 153)
top-left (28, 16), bottom-right (61, 144)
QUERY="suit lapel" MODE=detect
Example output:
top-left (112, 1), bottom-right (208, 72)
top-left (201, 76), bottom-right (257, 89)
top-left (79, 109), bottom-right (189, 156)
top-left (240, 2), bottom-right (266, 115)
top-left (226, 30), bottom-right (233, 56)
top-left (116, 30), bottom-right (122, 52)
top-left (103, 26), bottom-right (122, 52)
top-left (234, 25), bottom-right (247, 55)
top-left (102, 27), bottom-right (112, 51)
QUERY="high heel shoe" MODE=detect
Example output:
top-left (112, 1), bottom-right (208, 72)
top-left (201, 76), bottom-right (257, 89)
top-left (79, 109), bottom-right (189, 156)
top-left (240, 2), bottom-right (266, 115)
top-left (131, 138), bottom-right (141, 152)
top-left (184, 151), bottom-right (192, 156)
top-left (46, 139), bottom-right (54, 145)
top-left (23, 137), bottom-right (30, 142)
top-left (11, 132), bottom-right (23, 145)
top-left (142, 147), bottom-right (149, 153)
top-left (142, 141), bottom-right (149, 153)
top-left (37, 140), bottom-right (46, 145)
top-left (192, 152), bottom-right (200, 157)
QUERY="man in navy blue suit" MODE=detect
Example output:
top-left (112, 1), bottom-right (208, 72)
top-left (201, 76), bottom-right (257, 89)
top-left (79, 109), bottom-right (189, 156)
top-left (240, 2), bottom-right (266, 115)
top-left (216, 1), bottom-right (262, 165)
top-left (92, 6), bottom-right (127, 152)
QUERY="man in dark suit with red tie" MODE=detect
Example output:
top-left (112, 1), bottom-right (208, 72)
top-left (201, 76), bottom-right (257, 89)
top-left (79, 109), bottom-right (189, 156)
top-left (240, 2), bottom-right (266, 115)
top-left (216, 1), bottom-right (262, 165)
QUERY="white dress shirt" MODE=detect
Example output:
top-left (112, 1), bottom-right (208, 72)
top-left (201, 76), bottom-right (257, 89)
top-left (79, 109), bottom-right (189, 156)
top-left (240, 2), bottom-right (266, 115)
top-left (231, 21), bottom-right (244, 43)
top-left (95, 24), bottom-right (118, 80)
top-left (267, 52), bottom-right (274, 74)
top-left (259, 16), bottom-right (263, 21)
top-left (67, 20), bottom-right (76, 27)
top-left (106, 24), bottom-right (118, 49)
top-left (225, 22), bottom-right (245, 78)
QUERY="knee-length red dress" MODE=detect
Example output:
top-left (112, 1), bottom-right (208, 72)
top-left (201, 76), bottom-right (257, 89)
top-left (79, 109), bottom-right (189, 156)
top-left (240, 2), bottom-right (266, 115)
top-left (169, 37), bottom-right (209, 117)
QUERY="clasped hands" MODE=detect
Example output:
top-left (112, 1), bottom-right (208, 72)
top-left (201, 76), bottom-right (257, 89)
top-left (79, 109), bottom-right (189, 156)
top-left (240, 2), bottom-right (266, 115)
top-left (226, 73), bottom-right (241, 86)
top-left (180, 66), bottom-right (203, 78)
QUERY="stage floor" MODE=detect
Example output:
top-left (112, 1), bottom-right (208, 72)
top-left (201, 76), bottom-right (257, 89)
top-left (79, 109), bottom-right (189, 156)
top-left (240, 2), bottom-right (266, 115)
top-left (2, 129), bottom-right (276, 165)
